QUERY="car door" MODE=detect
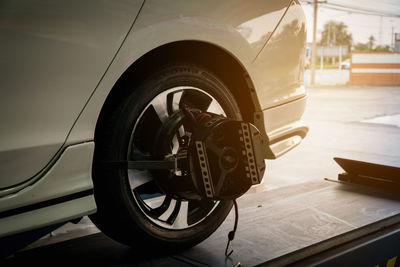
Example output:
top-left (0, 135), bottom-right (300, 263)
top-left (0, 0), bottom-right (143, 188)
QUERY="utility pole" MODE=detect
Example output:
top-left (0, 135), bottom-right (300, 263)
top-left (310, 0), bottom-right (326, 85)
top-left (311, 0), bottom-right (318, 85)
top-left (392, 26), bottom-right (395, 51)
top-left (391, 20), bottom-right (394, 51)
top-left (379, 15), bottom-right (383, 46)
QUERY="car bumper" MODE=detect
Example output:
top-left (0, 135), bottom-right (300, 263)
top-left (263, 96), bottom-right (308, 159)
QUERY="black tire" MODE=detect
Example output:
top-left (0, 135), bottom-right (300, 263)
top-left (90, 63), bottom-right (242, 252)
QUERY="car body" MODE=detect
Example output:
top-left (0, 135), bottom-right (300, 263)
top-left (0, 0), bottom-right (308, 247)
top-left (305, 46), bottom-right (311, 69)
top-left (340, 58), bottom-right (350, 69)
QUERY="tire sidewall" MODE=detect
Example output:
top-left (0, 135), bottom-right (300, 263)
top-left (93, 63), bottom-right (241, 249)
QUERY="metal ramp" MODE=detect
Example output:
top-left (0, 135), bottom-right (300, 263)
top-left (3, 159), bottom-right (400, 266)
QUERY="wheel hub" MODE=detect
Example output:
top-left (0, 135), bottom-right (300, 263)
top-left (153, 108), bottom-right (266, 201)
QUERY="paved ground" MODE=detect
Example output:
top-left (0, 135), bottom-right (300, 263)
top-left (5, 85), bottom-right (400, 266)
top-left (265, 85), bottom-right (400, 191)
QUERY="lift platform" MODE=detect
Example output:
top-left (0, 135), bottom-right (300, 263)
top-left (334, 157), bottom-right (400, 193)
top-left (3, 158), bottom-right (400, 266)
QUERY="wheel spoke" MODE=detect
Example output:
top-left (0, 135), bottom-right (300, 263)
top-left (171, 135), bottom-right (180, 154)
top-left (179, 89), bottom-right (212, 111)
top-left (151, 91), bottom-right (169, 123)
top-left (133, 106), bottom-right (163, 153)
top-left (128, 169), bottom-right (154, 190)
top-left (171, 200), bottom-right (189, 228)
top-left (167, 91), bottom-right (183, 115)
top-left (158, 199), bottom-right (178, 221)
top-left (178, 125), bottom-right (185, 137)
top-left (146, 195), bottom-right (172, 216)
top-left (129, 145), bottom-right (150, 161)
top-left (187, 199), bottom-right (216, 225)
top-left (207, 99), bottom-right (225, 115)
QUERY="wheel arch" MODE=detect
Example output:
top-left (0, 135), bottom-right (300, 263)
top-left (94, 41), bottom-right (264, 140)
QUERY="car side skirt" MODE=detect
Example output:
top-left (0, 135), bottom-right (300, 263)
top-left (0, 142), bottom-right (96, 237)
top-left (0, 195), bottom-right (96, 238)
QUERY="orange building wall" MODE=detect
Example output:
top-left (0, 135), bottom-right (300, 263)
top-left (349, 52), bottom-right (400, 86)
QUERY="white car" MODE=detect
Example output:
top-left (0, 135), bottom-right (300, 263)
top-left (340, 58), bottom-right (350, 69)
top-left (0, 0), bottom-right (308, 252)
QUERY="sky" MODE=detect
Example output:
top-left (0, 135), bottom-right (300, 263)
top-left (301, 0), bottom-right (400, 47)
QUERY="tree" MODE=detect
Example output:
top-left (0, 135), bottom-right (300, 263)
top-left (319, 21), bottom-right (353, 47)
top-left (354, 42), bottom-right (369, 51)
top-left (319, 21), bottom-right (352, 64)
top-left (374, 45), bottom-right (390, 52)
top-left (353, 36), bottom-right (390, 52)
top-left (368, 35), bottom-right (375, 50)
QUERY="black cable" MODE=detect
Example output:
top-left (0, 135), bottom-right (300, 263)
top-left (225, 199), bottom-right (239, 258)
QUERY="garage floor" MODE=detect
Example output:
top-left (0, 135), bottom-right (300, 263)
top-left (4, 86), bottom-right (400, 266)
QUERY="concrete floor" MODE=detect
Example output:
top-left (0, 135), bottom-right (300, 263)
top-left (265, 85), bottom-right (400, 191)
top-left (5, 85), bottom-right (400, 266)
